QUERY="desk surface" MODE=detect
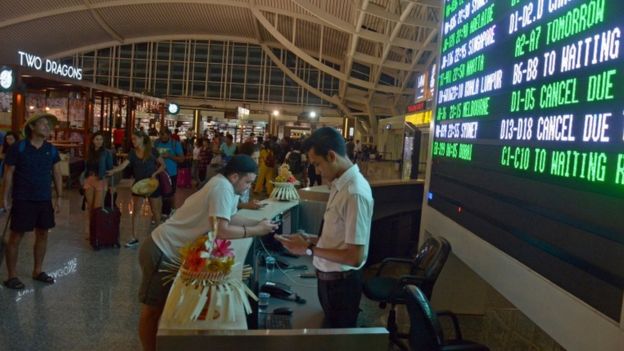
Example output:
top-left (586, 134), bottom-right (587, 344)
top-left (237, 199), bottom-right (298, 222)
top-left (257, 252), bottom-right (324, 329)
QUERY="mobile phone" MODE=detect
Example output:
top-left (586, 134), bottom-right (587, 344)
top-left (299, 272), bottom-right (316, 279)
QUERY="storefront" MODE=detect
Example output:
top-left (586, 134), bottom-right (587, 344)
top-left (1, 51), bottom-right (165, 185)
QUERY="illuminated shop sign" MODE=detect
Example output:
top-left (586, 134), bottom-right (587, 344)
top-left (0, 67), bottom-right (14, 90)
top-left (17, 51), bottom-right (83, 80)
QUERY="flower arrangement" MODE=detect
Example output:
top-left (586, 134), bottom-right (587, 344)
top-left (162, 218), bottom-right (257, 323)
top-left (274, 164), bottom-right (297, 183)
top-left (271, 164), bottom-right (300, 201)
top-left (179, 236), bottom-right (235, 275)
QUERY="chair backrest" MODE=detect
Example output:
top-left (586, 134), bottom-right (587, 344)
top-left (411, 237), bottom-right (441, 275)
top-left (417, 237), bottom-right (452, 299)
top-left (404, 285), bottom-right (444, 351)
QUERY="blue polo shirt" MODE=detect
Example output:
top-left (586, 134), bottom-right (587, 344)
top-left (5, 140), bottom-right (60, 201)
top-left (154, 139), bottom-right (184, 176)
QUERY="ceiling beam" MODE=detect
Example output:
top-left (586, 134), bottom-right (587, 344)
top-left (252, 5), bottom-right (410, 95)
top-left (368, 1), bottom-right (417, 102)
top-left (259, 43), bottom-right (353, 118)
top-left (83, 0), bottom-right (124, 42)
top-left (340, 0), bottom-right (369, 101)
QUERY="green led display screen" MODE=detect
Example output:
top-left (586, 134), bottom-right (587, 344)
top-left (430, 0), bottom-right (624, 321)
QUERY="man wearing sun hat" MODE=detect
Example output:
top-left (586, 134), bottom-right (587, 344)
top-left (2, 112), bottom-right (63, 290)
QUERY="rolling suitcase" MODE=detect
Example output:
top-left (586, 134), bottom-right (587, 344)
top-left (177, 167), bottom-right (191, 188)
top-left (90, 190), bottom-right (121, 250)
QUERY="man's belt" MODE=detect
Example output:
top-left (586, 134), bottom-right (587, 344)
top-left (315, 269), bottom-right (358, 281)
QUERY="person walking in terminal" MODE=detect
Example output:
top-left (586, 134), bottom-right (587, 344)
top-left (137, 154), bottom-right (278, 351)
top-left (0, 131), bottom-right (20, 213)
top-left (276, 127), bottom-right (374, 328)
top-left (154, 128), bottom-right (185, 217)
top-left (3, 113), bottom-right (63, 290)
top-left (107, 130), bottom-right (166, 247)
top-left (83, 132), bottom-right (114, 234)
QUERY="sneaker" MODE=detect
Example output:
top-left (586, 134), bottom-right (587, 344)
top-left (125, 239), bottom-right (139, 247)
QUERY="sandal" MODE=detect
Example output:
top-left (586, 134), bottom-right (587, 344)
top-left (4, 277), bottom-right (25, 290)
top-left (32, 272), bottom-right (55, 284)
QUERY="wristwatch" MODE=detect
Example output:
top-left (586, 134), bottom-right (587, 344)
top-left (305, 243), bottom-right (315, 256)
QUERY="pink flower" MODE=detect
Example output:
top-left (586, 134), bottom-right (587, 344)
top-left (211, 239), bottom-right (234, 257)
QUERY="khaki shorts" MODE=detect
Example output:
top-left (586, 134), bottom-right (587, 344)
top-left (138, 235), bottom-right (174, 307)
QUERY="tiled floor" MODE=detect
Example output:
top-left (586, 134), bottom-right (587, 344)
top-left (0, 182), bottom-right (191, 351)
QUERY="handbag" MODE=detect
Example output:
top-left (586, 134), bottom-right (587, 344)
top-left (157, 172), bottom-right (173, 197)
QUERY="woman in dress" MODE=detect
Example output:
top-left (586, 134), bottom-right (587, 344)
top-left (107, 131), bottom-right (165, 247)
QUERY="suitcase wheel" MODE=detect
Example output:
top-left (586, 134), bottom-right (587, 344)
top-left (114, 243), bottom-right (120, 248)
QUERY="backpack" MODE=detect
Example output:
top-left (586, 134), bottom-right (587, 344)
top-left (264, 151), bottom-right (276, 168)
top-left (287, 151), bottom-right (303, 173)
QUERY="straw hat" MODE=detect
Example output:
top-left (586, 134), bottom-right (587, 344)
top-left (132, 178), bottom-right (159, 196)
top-left (23, 112), bottom-right (58, 138)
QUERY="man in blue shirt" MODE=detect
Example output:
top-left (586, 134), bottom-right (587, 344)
top-left (220, 134), bottom-right (237, 161)
top-left (3, 113), bottom-right (63, 290)
top-left (154, 128), bottom-right (184, 217)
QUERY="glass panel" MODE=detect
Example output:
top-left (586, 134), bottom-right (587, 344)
top-left (193, 64), bottom-right (206, 81)
top-left (209, 43), bottom-right (223, 63)
top-left (169, 80), bottom-right (183, 95)
top-left (155, 80), bottom-right (168, 96)
top-left (194, 43), bottom-right (209, 62)
top-left (172, 42), bottom-right (186, 61)
top-left (118, 78), bottom-right (130, 91)
top-left (247, 47), bottom-right (262, 65)
top-left (247, 67), bottom-right (261, 85)
top-left (245, 85), bottom-right (259, 100)
top-left (231, 65), bottom-right (245, 84)
top-left (119, 45), bottom-right (133, 59)
top-left (230, 84), bottom-right (244, 100)
top-left (134, 43), bottom-right (148, 59)
top-left (133, 60), bottom-right (147, 77)
top-left (208, 66), bottom-right (221, 82)
top-left (269, 86), bottom-right (283, 102)
top-left (192, 82), bottom-right (205, 97)
top-left (133, 79), bottom-right (146, 92)
top-left (157, 43), bottom-right (171, 60)
top-left (207, 83), bottom-right (221, 98)
top-left (233, 45), bottom-right (247, 64)
top-left (170, 62), bottom-right (184, 80)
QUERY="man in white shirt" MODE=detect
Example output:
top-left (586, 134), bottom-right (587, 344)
top-left (276, 127), bottom-right (373, 328)
top-left (138, 155), bottom-right (278, 351)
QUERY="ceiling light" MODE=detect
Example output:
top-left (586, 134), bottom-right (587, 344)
top-left (309, 111), bottom-right (317, 118)
top-left (29, 105), bottom-right (34, 110)
top-left (272, 110), bottom-right (279, 116)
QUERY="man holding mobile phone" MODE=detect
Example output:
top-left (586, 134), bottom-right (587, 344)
top-left (276, 127), bottom-right (373, 328)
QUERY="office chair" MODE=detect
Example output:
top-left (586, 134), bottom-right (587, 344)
top-left (404, 285), bottom-right (489, 351)
top-left (363, 237), bottom-right (451, 350)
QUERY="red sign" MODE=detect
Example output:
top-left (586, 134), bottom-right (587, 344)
top-left (406, 101), bottom-right (426, 113)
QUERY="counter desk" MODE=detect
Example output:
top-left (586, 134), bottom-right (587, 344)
top-left (157, 198), bottom-right (388, 351)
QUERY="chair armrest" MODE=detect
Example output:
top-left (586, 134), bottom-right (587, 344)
top-left (398, 274), bottom-right (427, 287)
top-left (376, 257), bottom-right (415, 277)
top-left (437, 310), bottom-right (463, 341)
top-left (442, 344), bottom-right (489, 351)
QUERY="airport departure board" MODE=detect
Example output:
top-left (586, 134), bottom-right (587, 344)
top-left (429, 0), bottom-right (624, 321)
